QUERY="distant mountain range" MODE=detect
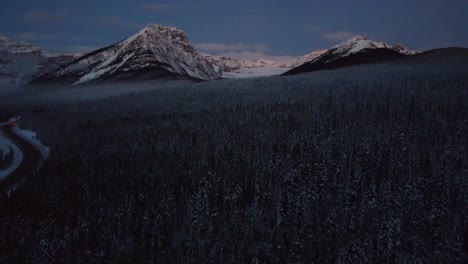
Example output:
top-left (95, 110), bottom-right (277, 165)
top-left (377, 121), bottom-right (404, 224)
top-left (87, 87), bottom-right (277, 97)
top-left (1, 25), bottom-right (424, 85)
top-left (203, 50), bottom-right (328, 78)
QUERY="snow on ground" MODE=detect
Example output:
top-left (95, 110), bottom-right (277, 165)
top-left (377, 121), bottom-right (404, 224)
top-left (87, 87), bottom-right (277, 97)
top-left (0, 116), bottom-right (49, 181)
top-left (0, 130), bottom-right (23, 180)
top-left (12, 126), bottom-right (50, 159)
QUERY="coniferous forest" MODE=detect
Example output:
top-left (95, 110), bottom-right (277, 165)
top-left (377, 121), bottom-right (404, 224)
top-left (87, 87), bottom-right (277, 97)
top-left (0, 59), bottom-right (466, 263)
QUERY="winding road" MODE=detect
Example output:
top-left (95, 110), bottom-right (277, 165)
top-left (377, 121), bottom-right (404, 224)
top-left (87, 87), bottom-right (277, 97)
top-left (0, 123), bottom-right (43, 193)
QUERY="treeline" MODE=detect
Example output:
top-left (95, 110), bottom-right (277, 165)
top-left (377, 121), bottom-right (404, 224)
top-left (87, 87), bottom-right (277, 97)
top-left (0, 62), bottom-right (466, 263)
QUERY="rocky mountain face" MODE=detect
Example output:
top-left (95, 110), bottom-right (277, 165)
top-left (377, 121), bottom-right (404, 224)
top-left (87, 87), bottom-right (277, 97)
top-left (283, 36), bottom-right (417, 75)
top-left (34, 24), bottom-right (220, 85)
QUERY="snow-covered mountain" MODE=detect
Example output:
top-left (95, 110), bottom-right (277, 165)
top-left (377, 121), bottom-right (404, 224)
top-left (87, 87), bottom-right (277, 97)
top-left (1, 34), bottom-right (43, 85)
top-left (0, 34), bottom-right (42, 55)
top-left (0, 34), bottom-right (77, 86)
top-left (326, 36), bottom-right (416, 59)
top-left (3, 29), bottom-right (419, 84)
top-left (34, 24), bottom-right (220, 85)
top-left (201, 36), bottom-right (416, 79)
top-left (284, 36), bottom-right (417, 75)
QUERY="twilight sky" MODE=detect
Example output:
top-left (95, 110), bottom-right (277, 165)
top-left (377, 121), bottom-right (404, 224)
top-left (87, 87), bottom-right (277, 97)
top-left (1, 0), bottom-right (467, 59)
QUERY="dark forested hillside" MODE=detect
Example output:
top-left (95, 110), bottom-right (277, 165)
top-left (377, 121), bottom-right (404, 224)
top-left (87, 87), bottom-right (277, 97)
top-left (0, 60), bottom-right (466, 263)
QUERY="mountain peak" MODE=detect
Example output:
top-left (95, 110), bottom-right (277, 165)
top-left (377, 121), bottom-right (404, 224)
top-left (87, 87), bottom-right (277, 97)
top-left (143, 24), bottom-right (184, 33)
top-left (125, 24), bottom-right (195, 55)
top-left (36, 24), bottom-right (219, 84)
top-left (137, 24), bottom-right (187, 41)
top-left (330, 36), bottom-right (392, 57)
top-left (346, 35), bottom-right (369, 42)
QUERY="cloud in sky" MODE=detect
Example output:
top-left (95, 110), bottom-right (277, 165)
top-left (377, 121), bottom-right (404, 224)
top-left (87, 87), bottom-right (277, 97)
top-left (321, 31), bottom-right (356, 42)
top-left (16, 32), bottom-right (57, 41)
top-left (137, 4), bottom-right (169, 13)
top-left (20, 8), bottom-right (68, 24)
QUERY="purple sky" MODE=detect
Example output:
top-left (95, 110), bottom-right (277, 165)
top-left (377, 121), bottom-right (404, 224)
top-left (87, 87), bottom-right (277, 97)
top-left (1, 0), bottom-right (467, 59)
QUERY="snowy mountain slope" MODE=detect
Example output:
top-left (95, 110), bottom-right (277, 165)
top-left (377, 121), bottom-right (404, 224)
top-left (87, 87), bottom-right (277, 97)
top-left (283, 36), bottom-right (417, 75)
top-left (289, 49), bottom-right (328, 68)
top-left (34, 24), bottom-right (220, 84)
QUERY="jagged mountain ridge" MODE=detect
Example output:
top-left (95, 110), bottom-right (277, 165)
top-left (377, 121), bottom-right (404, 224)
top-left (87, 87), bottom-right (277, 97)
top-left (34, 24), bottom-right (220, 84)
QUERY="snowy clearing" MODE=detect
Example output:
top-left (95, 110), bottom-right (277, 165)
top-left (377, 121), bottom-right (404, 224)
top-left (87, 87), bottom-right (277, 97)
top-left (12, 126), bottom-right (50, 159)
top-left (0, 130), bottom-right (23, 180)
